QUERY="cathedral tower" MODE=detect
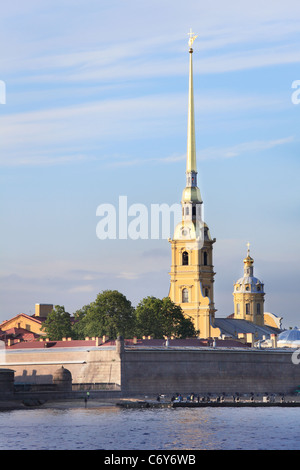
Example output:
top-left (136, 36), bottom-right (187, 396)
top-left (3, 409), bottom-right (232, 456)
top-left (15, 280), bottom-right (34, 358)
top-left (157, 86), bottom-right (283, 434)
top-left (168, 31), bottom-right (217, 338)
top-left (233, 244), bottom-right (265, 326)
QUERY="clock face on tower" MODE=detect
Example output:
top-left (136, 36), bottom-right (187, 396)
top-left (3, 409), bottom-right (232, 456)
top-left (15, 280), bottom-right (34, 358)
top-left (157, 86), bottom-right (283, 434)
top-left (181, 227), bottom-right (191, 238)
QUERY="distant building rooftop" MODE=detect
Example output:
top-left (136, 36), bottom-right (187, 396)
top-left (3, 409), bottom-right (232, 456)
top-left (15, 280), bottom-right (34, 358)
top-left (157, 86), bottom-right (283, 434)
top-left (277, 327), bottom-right (300, 348)
top-left (4, 336), bottom-right (252, 351)
top-left (213, 318), bottom-right (281, 341)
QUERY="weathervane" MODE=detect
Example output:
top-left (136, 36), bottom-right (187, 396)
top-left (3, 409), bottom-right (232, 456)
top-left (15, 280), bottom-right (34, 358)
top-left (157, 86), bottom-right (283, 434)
top-left (188, 28), bottom-right (198, 49)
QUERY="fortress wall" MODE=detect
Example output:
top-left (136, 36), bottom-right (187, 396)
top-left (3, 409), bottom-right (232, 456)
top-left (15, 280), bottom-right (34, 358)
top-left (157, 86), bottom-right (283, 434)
top-left (2, 345), bottom-right (300, 396)
top-left (2, 347), bottom-right (121, 386)
top-left (122, 348), bottom-right (300, 395)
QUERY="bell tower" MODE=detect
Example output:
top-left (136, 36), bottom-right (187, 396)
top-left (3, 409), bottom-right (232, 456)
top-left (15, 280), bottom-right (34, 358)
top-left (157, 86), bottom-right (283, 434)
top-left (168, 30), bottom-right (217, 338)
top-left (233, 244), bottom-right (265, 326)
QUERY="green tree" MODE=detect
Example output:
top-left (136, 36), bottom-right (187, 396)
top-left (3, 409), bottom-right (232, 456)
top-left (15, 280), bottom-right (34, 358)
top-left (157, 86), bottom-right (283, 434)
top-left (41, 305), bottom-right (72, 340)
top-left (135, 296), bottom-right (198, 339)
top-left (71, 303), bottom-right (90, 340)
top-left (74, 290), bottom-right (136, 339)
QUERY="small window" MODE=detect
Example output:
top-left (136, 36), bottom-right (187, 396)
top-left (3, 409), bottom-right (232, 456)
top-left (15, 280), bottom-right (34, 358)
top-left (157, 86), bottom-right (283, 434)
top-left (236, 303), bottom-right (240, 315)
top-left (203, 252), bottom-right (208, 266)
top-left (204, 288), bottom-right (209, 297)
top-left (192, 206), bottom-right (196, 217)
top-left (182, 288), bottom-right (189, 303)
top-left (256, 303), bottom-right (261, 315)
top-left (182, 251), bottom-right (189, 266)
top-left (246, 303), bottom-right (250, 315)
top-left (185, 206), bottom-right (189, 216)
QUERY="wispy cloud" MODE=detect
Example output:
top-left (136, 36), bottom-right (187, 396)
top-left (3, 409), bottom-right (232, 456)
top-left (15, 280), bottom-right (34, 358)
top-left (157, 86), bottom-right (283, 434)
top-left (2, 152), bottom-right (95, 167)
top-left (67, 284), bottom-right (95, 294)
top-left (197, 44), bottom-right (300, 75)
top-left (3, 12), bottom-right (300, 83)
top-left (6, 38), bottom-right (300, 87)
top-left (198, 136), bottom-right (295, 160)
top-left (117, 272), bottom-right (140, 280)
top-left (1, 90), bottom-right (286, 167)
top-left (108, 136), bottom-right (295, 168)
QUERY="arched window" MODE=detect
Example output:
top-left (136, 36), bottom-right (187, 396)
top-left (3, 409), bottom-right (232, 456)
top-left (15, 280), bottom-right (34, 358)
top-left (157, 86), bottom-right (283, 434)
top-left (182, 288), bottom-right (189, 303)
top-left (204, 288), bottom-right (209, 297)
top-left (182, 251), bottom-right (189, 266)
top-left (203, 252), bottom-right (208, 266)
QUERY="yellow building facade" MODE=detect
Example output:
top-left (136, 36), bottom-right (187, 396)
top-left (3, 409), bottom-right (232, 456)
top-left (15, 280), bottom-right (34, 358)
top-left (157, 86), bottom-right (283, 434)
top-left (233, 246), bottom-right (265, 326)
top-left (0, 313), bottom-right (44, 336)
top-left (168, 31), bottom-right (219, 338)
top-left (0, 304), bottom-right (53, 337)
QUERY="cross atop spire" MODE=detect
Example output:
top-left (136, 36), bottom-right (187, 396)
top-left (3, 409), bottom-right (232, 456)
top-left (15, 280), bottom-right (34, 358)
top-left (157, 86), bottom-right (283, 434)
top-left (247, 242), bottom-right (251, 256)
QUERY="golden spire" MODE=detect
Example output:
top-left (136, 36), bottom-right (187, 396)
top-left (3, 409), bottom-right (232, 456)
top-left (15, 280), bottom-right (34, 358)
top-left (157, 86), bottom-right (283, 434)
top-left (186, 28), bottom-right (197, 174)
top-left (181, 29), bottom-right (202, 205)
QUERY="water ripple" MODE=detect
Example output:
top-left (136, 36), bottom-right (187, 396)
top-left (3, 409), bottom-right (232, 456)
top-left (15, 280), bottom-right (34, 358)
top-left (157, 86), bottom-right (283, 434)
top-left (0, 406), bottom-right (299, 450)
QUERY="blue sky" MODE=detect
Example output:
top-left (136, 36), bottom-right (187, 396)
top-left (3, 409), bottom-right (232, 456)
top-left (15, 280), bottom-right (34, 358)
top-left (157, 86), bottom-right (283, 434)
top-left (0, 0), bottom-right (299, 328)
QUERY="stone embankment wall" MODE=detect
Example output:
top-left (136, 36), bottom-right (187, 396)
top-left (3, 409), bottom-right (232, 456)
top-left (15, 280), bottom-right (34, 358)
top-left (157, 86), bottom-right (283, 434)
top-left (121, 347), bottom-right (300, 395)
top-left (1, 343), bottom-right (300, 396)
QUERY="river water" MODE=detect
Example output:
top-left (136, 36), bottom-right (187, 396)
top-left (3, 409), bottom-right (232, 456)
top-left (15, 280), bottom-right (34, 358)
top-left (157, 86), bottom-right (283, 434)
top-left (0, 404), bottom-right (299, 450)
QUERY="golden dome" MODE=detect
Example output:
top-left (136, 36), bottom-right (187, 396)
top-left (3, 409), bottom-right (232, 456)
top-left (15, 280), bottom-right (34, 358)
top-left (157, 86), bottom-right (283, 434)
top-left (243, 255), bottom-right (254, 267)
